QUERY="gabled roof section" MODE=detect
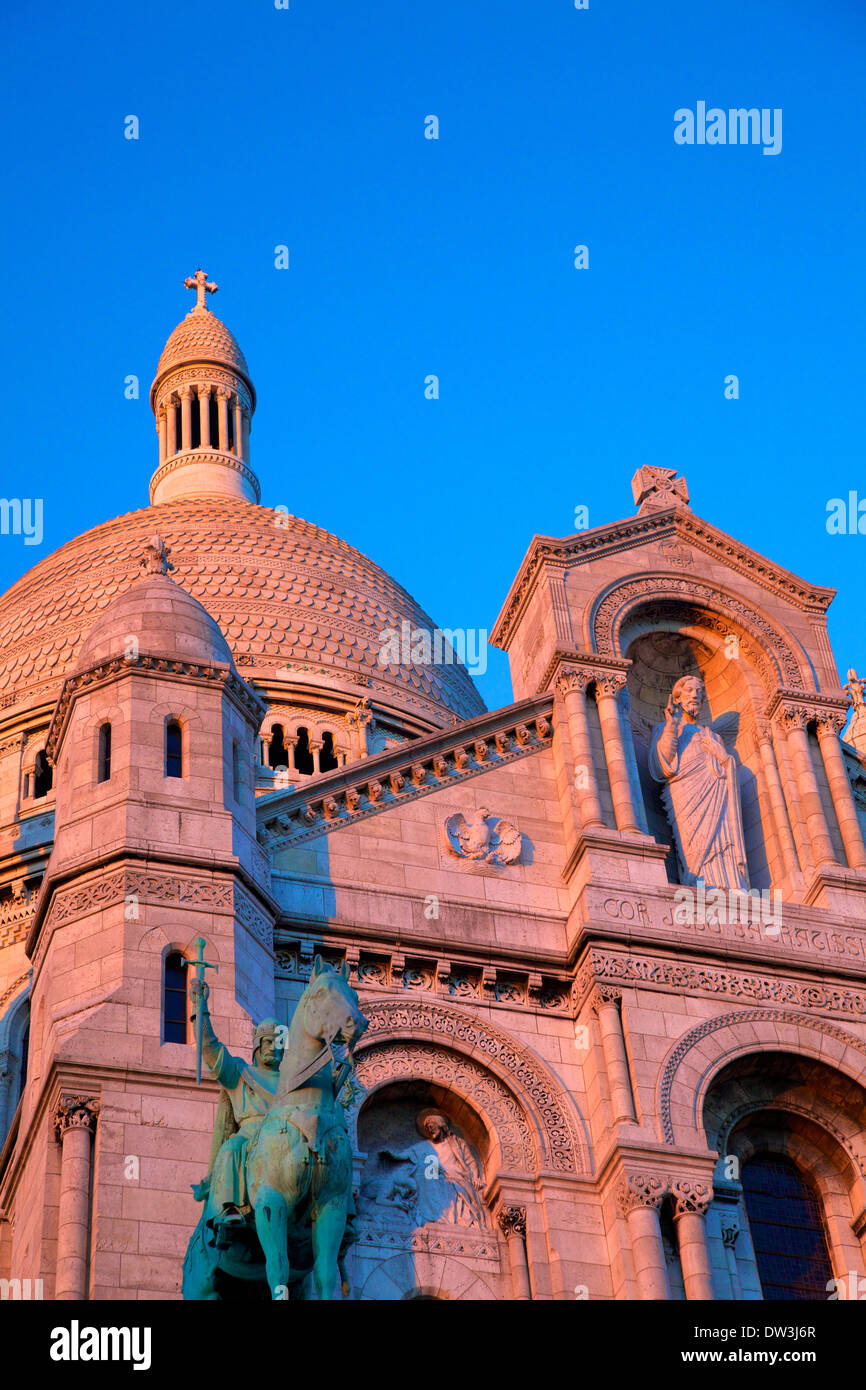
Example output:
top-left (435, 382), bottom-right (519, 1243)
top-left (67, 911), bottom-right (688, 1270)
top-left (491, 505), bottom-right (835, 651)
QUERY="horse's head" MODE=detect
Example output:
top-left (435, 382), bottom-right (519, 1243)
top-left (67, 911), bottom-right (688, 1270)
top-left (301, 956), bottom-right (368, 1052)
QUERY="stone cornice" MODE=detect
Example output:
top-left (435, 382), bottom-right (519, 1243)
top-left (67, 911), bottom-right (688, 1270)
top-left (490, 508), bottom-right (835, 650)
top-left (256, 694), bottom-right (554, 850)
top-left (44, 652), bottom-right (267, 764)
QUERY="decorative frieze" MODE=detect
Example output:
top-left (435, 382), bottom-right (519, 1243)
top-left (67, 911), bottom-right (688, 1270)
top-left (46, 869), bottom-right (234, 928)
top-left (577, 946), bottom-right (866, 1021)
top-left (275, 938), bottom-right (570, 1012)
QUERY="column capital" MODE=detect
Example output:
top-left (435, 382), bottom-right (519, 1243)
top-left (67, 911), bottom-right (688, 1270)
top-left (671, 1178), bottom-right (713, 1218)
top-left (540, 648), bottom-right (631, 696)
top-left (595, 670), bottom-right (628, 698)
top-left (54, 1094), bottom-right (99, 1142)
top-left (589, 983), bottom-right (622, 1014)
top-left (555, 665), bottom-right (594, 697)
top-left (497, 1204), bottom-right (527, 1240)
top-left (617, 1173), bottom-right (666, 1215)
top-left (815, 709), bottom-right (848, 737)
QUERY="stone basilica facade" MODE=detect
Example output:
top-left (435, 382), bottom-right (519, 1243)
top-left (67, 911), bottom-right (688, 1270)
top-left (2, 272), bottom-right (866, 1302)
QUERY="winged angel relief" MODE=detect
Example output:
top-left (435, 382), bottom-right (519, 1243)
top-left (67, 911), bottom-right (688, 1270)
top-left (444, 808), bottom-right (522, 866)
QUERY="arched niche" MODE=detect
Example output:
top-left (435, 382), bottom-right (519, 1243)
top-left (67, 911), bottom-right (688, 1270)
top-left (702, 1052), bottom-right (866, 1297)
top-left (622, 626), bottom-right (769, 886)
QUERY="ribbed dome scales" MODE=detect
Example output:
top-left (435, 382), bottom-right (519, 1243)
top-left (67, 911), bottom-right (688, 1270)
top-left (0, 498), bottom-right (485, 727)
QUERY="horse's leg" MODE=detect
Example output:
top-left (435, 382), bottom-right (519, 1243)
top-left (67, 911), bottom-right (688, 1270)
top-left (312, 1198), bottom-right (348, 1301)
top-left (254, 1185), bottom-right (290, 1300)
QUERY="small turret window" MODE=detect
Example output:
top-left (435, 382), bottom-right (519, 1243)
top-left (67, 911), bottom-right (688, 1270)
top-left (294, 727), bottom-right (314, 776)
top-left (163, 952), bottom-right (189, 1043)
top-left (97, 723), bottom-right (112, 783)
top-left (166, 721), bottom-right (183, 778)
top-left (33, 751), bottom-right (53, 799)
top-left (189, 393), bottom-right (201, 449)
top-left (319, 731), bottom-right (339, 773)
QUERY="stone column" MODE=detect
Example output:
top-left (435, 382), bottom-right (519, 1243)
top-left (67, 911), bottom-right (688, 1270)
top-left (180, 387), bottom-right (193, 452)
top-left (556, 669), bottom-right (604, 829)
top-left (233, 397), bottom-right (243, 457)
top-left (720, 1216), bottom-right (742, 1300)
top-left (157, 407), bottom-right (167, 464)
top-left (672, 1180), bottom-right (714, 1301)
top-left (198, 385), bottom-right (211, 448)
top-left (595, 673), bottom-right (639, 833)
top-left (816, 713), bottom-right (866, 869)
top-left (754, 719), bottom-right (799, 878)
top-left (618, 1175), bottom-right (671, 1300)
top-left (217, 388), bottom-right (230, 452)
top-left (590, 985), bottom-right (636, 1124)
top-left (166, 397), bottom-right (177, 457)
top-left (497, 1205), bottom-right (532, 1300)
top-left (772, 718), bottom-right (811, 872)
top-left (54, 1095), bottom-right (99, 1301)
top-left (779, 706), bottom-right (836, 868)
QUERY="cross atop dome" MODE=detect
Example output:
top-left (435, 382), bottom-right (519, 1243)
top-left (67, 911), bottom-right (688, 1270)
top-left (631, 466), bottom-right (690, 514)
top-left (183, 268), bottom-right (218, 311)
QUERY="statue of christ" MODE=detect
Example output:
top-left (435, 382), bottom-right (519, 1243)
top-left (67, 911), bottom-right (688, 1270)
top-left (649, 675), bottom-right (749, 891)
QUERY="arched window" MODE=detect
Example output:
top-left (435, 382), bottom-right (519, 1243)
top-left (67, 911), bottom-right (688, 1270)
top-left (33, 750), bottom-right (53, 798)
top-left (209, 394), bottom-right (220, 449)
top-left (741, 1154), bottom-right (834, 1300)
top-left (319, 731), bottom-right (339, 773)
top-left (294, 726), bottom-right (314, 776)
top-left (165, 721), bottom-right (183, 778)
top-left (189, 392), bottom-right (202, 448)
top-left (18, 1022), bottom-right (29, 1103)
top-left (0, 994), bottom-right (30, 1144)
top-left (268, 724), bottom-right (288, 770)
top-left (97, 723), bottom-right (112, 783)
top-left (232, 740), bottom-right (241, 801)
top-left (163, 952), bottom-right (189, 1043)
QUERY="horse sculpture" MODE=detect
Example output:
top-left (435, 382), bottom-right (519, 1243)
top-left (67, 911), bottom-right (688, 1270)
top-left (182, 957), bottom-right (367, 1301)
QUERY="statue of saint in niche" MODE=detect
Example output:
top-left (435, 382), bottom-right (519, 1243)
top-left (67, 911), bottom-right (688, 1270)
top-left (649, 675), bottom-right (749, 891)
top-left (366, 1110), bottom-right (488, 1229)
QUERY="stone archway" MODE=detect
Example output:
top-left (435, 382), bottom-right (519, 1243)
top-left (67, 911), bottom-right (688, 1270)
top-left (351, 997), bottom-right (590, 1176)
top-left (657, 1008), bottom-right (866, 1146)
top-left (587, 575), bottom-right (814, 695)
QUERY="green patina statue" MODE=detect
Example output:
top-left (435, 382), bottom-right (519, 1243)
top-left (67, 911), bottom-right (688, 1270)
top-left (182, 957), bottom-right (367, 1300)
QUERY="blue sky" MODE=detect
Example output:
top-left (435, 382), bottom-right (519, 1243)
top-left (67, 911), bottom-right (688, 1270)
top-left (1, 0), bottom-right (864, 711)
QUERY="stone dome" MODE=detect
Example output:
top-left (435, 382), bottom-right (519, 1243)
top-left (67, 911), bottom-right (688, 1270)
top-left (0, 497), bottom-right (485, 728)
top-left (151, 306), bottom-right (253, 404)
top-left (74, 571), bottom-right (236, 673)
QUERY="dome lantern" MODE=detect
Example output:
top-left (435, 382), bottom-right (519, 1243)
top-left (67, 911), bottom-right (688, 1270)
top-left (149, 269), bottom-right (260, 507)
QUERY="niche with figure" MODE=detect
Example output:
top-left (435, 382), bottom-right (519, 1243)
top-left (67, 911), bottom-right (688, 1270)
top-left (357, 1085), bottom-right (490, 1234)
top-left (623, 625), bottom-right (771, 890)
